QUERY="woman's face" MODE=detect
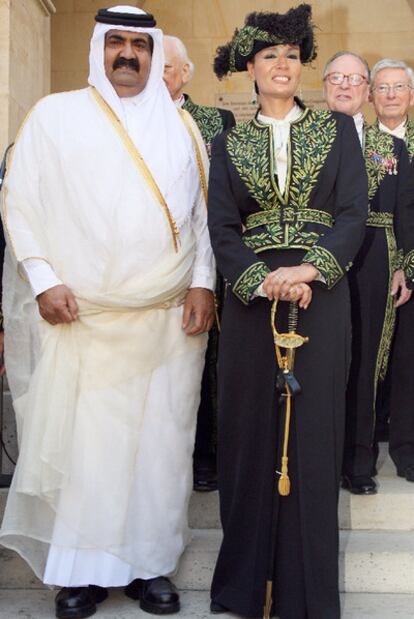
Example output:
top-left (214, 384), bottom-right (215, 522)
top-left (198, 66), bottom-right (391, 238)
top-left (247, 44), bottom-right (302, 99)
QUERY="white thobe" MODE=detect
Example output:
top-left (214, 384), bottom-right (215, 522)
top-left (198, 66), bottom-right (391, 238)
top-left (1, 87), bottom-right (215, 586)
top-left (22, 94), bottom-right (212, 297)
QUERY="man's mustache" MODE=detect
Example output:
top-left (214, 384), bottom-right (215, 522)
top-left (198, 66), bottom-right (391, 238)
top-left (113, 57), bottom-right (140, 72)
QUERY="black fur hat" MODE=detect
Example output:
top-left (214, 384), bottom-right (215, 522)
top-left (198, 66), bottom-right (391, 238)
top-left (214, 4), bottom-right (316, 78)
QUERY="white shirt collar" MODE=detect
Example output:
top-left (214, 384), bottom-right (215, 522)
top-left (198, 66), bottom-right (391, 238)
top-left (353, 112), bottom-right (365, 147)
top-left (258, 103), bottom-right (303, 126)
top-left (378, 118), bottom-right (407, 140)
top-left (174, 94), bottom-right (185, 109)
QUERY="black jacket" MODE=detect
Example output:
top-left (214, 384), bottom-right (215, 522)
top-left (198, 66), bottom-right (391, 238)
top-left (208, 107), bottom-right (368, 304)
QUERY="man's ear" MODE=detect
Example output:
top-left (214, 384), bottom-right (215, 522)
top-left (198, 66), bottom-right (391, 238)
top-left (182, 63), bottom-right (191, 86)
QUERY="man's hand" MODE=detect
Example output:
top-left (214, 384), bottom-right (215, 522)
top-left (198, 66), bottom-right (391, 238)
top-left (262, 263), bottom-right (319, 308)
top-left (37, 284), bottom-right (79, 325)
top-left (182, 288), bottom-right (215, 336)
top-left (0, 331), bottom-right (4, 376)
top-left (391, 269), bottom-right (412, 308)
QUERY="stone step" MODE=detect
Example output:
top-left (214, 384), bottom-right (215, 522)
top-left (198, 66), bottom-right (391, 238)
top-left (1, 529), bottom-right (414, 593)
top-left (2, 471), bottom-right (413, 535)
top-left (189, 475), bottom-right (414, 531)
top-left (0, 589), bottom-right (413, 619)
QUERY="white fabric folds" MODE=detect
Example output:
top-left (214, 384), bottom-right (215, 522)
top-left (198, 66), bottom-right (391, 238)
top-left (1, 5), bottom-right (214, 583)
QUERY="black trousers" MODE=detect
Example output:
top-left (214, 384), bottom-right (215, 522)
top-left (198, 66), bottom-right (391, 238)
top-left (344, 228), bottom-right (392, 477)
top-left (389, 295), bottom-right (414, 470)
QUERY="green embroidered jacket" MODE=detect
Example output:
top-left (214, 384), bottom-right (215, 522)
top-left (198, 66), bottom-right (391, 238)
top-left (365, 122), bottom-right (414, 278)
top-left (208, 106), bottom-right (368, 304)
top-left (182, 94), bottom-right (235, 158)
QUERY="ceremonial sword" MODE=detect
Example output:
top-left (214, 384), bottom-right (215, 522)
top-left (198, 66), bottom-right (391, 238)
top-left (263, 299), bottom-right (309, 619)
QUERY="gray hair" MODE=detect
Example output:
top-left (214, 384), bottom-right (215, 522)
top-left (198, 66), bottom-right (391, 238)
top-left (370, 58), bottom-right (414, 88)
top-left (164, 35), bottom-right (195, 79)
top-left (323, 51), bottom-right (370, 81)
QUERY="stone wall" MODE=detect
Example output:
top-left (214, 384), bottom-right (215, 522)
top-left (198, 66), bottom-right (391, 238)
top-left (51, 0), bottom-right (414, 123)
top-left (0, 0), bottom-right (54, 155)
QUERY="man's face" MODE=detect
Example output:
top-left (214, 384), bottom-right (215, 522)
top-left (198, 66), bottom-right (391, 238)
top-left (323, 54), bottom-right (369, 116)
top-left (371, 68), bottom-right (414, 126)
top-left (104, 30), bottom-right (152, 97)
top-left (163, 38), bottom-right (190, 101)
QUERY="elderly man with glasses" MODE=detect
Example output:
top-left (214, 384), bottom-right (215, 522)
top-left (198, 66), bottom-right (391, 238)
top-left (370, 59), bottom-right (414, 483)
top-left (324, 52), bottom-right (414, 495)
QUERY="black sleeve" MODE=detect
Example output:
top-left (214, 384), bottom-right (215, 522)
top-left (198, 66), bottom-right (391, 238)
top-left (207, 132), bottom-right (270, 305)
top-left (302, 114), bottom-right (368, 288)
top-left (220, 109), bottom-right (236, 131)
top-left (399, 151), bottom-right (414, 287)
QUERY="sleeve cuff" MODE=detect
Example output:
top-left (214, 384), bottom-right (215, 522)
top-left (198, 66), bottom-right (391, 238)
top-left (190, 266), bottom-right (216, 291)
top-left (403, 249), bottom-right (414, 286)
top-left (21, 258), bottom-right (63, 298)
top-left (396, 248), bottom-right (404, 270)
top-left (233, 261), bottom-right (270, 305)
top-left (302, 246), bottom-right (344, 289)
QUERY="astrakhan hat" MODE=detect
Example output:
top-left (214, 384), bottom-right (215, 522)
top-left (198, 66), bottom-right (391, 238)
top-left (214, 4), bottom-right (316, 78)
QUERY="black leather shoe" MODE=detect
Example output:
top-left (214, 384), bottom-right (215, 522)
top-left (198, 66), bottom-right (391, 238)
top-left (210, 600), bottom-right (229, 614)
top-left (193, 456), bottom-right (218, 492)
top-left (342, 475), bottom-right (377, 495)
top-left (125, 576), bottom-right (180, 614)
top-left (397, 464), bottom-right (414, 482)
top-left (55, 586), bottom-right (108, 619)
top-left (193, 467), bottom-right (218, 492)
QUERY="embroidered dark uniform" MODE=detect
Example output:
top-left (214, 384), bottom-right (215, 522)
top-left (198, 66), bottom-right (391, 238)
top-left (208, 106), bottom-right (367, 619)
top-left (182, 93), bottom-right (236, 486)
top-left (344, 123), bottom-right (413, 479)
top-left (388, 119), bottom-right (414, 474)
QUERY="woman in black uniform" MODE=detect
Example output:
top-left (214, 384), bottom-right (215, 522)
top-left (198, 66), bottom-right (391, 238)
top-left (207, 5), bottom-right (368, 619)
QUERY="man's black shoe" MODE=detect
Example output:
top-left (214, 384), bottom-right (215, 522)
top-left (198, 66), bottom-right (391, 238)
top-left (193, 466), bottom-right (218, 492)
top-left (55, 586), bottom-right (108, 619)
top-left (125, 576), bottom-right (180, 614)
top-left (397, 464), bottom-right (414, 482)
top-left (193, 456), bottom-right (218, 492)
top-left (210, 600), bottom-right (229, 614)
top-left (342, 475), bottom-right (377, 495)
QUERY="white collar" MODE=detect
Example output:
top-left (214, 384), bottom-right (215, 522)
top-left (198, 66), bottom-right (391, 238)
top-left (174, 94), bottom-right (185, 109)
top-left (353, 112), bottom-right (365, 131)
top-left (378, 118), bottom-right (407, 140)
top-left (258, 103), bottom-right (303, 126)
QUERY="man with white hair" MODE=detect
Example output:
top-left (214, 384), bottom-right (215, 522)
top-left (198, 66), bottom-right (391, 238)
top-left (370, 59), bottom-right (414, 483)
top-left (324, 51), bottom-right (414, 496)
top-left (163, 34), bottom-right (235, 492)
top-left (163, 35), bottom-right (235, 157)
top-left (322, 51), bottom-right (370, 144)
top-left (0, 5), bottom-right (215, 617)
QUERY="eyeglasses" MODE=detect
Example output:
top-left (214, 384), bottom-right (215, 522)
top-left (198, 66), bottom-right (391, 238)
top-left (324, 72), bottom-right (368, 86)
top-left (372, 83), bottom-right (413, 95)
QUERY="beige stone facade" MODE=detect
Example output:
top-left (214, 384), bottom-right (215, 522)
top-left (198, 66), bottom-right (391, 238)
top-left (0, 0), bottom-right (54, 155)
top-left (2, 0), bottom-right (414, 149)
top-left (50, 0), bottom-right (414, 124)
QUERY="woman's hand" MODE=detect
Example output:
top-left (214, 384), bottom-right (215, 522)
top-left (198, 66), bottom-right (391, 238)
top-left (262, 263), bottom-right (319, 308)
top-left (391, 269), bottom-right (412, 308)
top-left (287, 282), bottom-right (313, 309)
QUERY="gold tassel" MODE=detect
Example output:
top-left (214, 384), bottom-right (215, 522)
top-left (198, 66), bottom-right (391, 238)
top-left (278, 455), bottom-right (291, 496)
top-left (278, 389), bottom-right (292, 496)
top-left (263, 580), bottom-right (273, 619)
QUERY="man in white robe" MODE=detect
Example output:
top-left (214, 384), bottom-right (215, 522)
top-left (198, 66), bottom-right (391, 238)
top-left (0, 5), bottom-right (215, 618)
